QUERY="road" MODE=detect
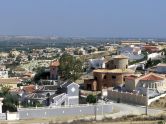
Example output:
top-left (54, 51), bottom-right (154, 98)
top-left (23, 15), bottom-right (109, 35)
top-left (103, 101), bottom-right (163, 119)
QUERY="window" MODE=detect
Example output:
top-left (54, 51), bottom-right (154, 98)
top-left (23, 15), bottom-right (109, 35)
top-left (126, 65), bottom-right (128, 69)
top-left (155, 83), bottom-right (157, 88)
top-left (112, 76), bottom-right (116, 79)
top-left (94, 76), bottom-right (97, 80)
top-left (103, 75), bottom-right (107, 79)
top-left (123, 78), bottom-right (125, 82)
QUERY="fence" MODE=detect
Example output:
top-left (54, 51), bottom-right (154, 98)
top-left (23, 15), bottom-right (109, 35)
top-left (0, 113), bottom-right (6, 120)
top-left (107, 90), bottom-right (147, 105)
top-left (148, 93), bottom-right (166, 105)
top-left (18, 103), bottom-right (112, 120)
top-left (6, 112), bottom-right (19, 120)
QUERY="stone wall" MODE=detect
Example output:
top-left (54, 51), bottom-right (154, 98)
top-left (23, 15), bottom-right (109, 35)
top-left (113, 58), bottom-right (128, 69)
top-left (106, 58), bottom-right (128, 70)
top-left (93, 71), bottom-right (131, 90)
top-left (107, 90), bottom-right (147, 105)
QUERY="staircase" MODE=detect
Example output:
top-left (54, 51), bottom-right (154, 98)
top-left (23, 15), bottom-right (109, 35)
top-left (50, 93), bottom-right (68, 107)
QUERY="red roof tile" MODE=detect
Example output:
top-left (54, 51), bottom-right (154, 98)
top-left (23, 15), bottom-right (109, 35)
top-left (23, 85), bottom-right (36, 93)
top-left (140, 73), bottom-right (164, 81)
top-left (0, 78), bottom-right (21, 84)
top-left (125, 75), bottom-right (138, 80)
top-left (50, 60), bottom-right (60, 67)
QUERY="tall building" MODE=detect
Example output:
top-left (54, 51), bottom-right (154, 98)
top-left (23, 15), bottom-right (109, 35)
top-left (50, 60), bottom-right (60, 80)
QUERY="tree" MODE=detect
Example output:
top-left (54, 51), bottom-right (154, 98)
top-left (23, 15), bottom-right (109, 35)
top-left (145, 58), bottom-right (152, 68)
top-left (8, 53), bottom-right (15, 58)
top-left (28, 55), bottom-right (33, 61)
top-left (59, 54), bottom-right (83, 81)
top-left (46, 93), bottom-right (51, 106)
top-left (2, 94), bottom-right (19, 112)
top-left (86, 94), bottom-right (97, 104)
top-left (0, 85), bottom-right (11, 96)
top-left (14, 56), bottom-right (22, 65)
top-left (33, 67), bottom-right (50, 83)
top-left (163, 48), bottom-right (166, 56)
top-left (0, 85), bottom-right (19, 112)
top-left (145, 58), bottom-right (161, 68)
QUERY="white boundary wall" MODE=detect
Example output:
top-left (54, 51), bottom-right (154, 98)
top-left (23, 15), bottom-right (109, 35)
top-left (148, 93), bottom-right (166, 105)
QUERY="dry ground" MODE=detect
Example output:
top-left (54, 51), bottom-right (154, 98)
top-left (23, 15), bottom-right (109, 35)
top-left (150, 96), bottom-right (166, 109)
top-left (1, 114), bottom-right (166, 124)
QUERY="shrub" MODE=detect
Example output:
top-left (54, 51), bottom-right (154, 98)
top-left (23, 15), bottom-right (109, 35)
top-left (86, 94), bottom-right (97, 104)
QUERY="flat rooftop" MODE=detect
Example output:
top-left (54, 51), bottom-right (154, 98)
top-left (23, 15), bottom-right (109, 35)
top-left (93, 69), bottom-right (134, 74)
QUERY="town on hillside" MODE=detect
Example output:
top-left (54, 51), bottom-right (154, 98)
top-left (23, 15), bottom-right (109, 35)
top-left (0, 39), bottom-right (166, 122)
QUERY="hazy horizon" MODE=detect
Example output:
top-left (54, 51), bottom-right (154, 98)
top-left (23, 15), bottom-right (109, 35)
top-left (0, 0), bottom-right (166, 38)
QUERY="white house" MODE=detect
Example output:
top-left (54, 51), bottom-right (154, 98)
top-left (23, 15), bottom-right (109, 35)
top-left (0, 70), bottom-right (8, 78)
top-left (124, 73), bottom-right (166, 97)
top-left (0, 65), bottom-right (8, 78)
top-left (147, 52), bottom-right (162, 60)
top-left (89, 57), bottom-right (105, 69)
top-left (117, 46), bottom-right (143, 61)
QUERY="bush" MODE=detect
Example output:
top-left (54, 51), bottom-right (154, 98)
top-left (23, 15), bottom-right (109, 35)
top-left (158, 120), bottom-right (165, 124)
top-left (86, 94), bottom-right (97, 104)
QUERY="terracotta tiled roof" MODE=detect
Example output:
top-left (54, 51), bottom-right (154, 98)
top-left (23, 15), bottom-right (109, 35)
top-left (10, 88), bottom-right (22, 94)
top-left (50, 60), bottom-right (60, 67)
top-left (0, 78), bottom-right (21, 84)
top-left (23, 85), bottom-right (36, 93)
top-left (125, 75), bottom-right (139, 80)
top-left (143, 45), bottom-right (159, 52)
top-left (140, 73), bottom-right (164, 81)
top-left (26, 93), bottom-right (45, 99)
top-left (23, 72), bottom-right (33, 77)
top-left (11, 85), bottom-right (36, 94)
top-left (133, 47), bottom-right (141, 52)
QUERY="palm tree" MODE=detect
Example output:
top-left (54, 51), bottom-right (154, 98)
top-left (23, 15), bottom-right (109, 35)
top-left (0, 85), bottom-right (18, 112)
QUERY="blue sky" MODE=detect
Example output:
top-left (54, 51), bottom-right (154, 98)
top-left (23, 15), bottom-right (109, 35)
top-left (0, 0), bottom-right (166, 38)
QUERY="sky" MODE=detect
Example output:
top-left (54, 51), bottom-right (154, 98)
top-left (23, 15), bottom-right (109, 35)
top-left (0, 0), bottom-right (166, 38)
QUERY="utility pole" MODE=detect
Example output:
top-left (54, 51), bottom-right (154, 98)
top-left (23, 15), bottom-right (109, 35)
top-left (145, 86), bottom-right (149, 115)
top-left (95, 90), bottom-right (97, 121)
top-left (101, 95), bottom-right (104, 118)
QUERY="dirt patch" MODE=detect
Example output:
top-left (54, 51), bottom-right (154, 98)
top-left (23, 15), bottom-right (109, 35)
top-left (150, 96), bottom-right (166, 109)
